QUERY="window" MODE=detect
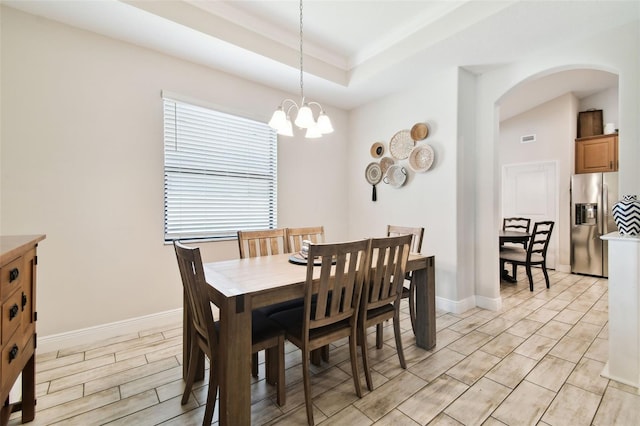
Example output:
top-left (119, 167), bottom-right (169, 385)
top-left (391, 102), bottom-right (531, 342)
top-left (163, 95), bottom-right (278, 242)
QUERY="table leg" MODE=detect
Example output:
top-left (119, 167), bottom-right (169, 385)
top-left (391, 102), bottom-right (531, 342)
top-left (414, 256), bottom-right (436, 349)
top-left (218, 295), bottom-right (252, 425)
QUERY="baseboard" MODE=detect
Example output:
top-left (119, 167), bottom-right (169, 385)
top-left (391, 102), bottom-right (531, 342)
top-left (475, 294), bottom-right (502, 311)
top-left (436, 295), bottom-right (477, 315)
top-left (38, 308), bottom-right (183, 354)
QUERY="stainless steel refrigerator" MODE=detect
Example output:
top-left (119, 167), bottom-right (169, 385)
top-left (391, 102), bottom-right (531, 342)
top-left (570, 172), bottom-right (618, 277)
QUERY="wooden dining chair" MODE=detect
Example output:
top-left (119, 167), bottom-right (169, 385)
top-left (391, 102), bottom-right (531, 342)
top-left (385, 225), bottom-right (424, 341)
top-left (359, 234), bottom-right (412, 391)
top-left (286, 226), bottom-right (325, 253)
top-left (269, 239), bottom-right (370, 425)
top-left (174, 241), bottom-right (286, 425)
top-left (499, 221), bottom-right (554, 291)
top-left (237, 228), bottom-right (291, 378)
top-left (237, 228), bottom-right (289, 258)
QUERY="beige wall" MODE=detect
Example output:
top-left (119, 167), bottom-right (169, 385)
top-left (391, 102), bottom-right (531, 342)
top-left (0, 7), bottom-right (349, 337)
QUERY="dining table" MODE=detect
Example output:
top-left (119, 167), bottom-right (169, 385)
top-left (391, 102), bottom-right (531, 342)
top-left (182, 251), bottom-right (435, 425)
top-left (499, 229), bottom-right (530, 282)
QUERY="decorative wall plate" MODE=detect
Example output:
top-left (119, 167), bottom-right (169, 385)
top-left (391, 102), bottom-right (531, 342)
top-left (383, 165), bottom-right (407, 188)
top-left (379, 156), bottom-right (394, 174)
top-left (408, 144), bottom-right (435, 172)
top-left (389, 130), bottom-right (414, 160)
top-left (410, 123), bottom-right (429, 141)
top-left (370, 142), bottom-right (385, 158)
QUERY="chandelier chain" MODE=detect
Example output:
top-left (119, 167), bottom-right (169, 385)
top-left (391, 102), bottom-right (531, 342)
top-left (299, 0), bottom-right (304, 100)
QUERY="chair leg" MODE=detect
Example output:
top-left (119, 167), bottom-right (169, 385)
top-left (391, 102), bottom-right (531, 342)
top-left (393, 310), bottom-right (407, 369)
top-left (321, 344), bottom-right (330, 362)
top-left (349, 332), bottom-right (363, 398)
top-left (252, 352), bottom-right (259, 378)
top-left (360, 327), bottom-right (373, 391)
top-left (265, 347), bottom-right (276, 385)
top-left (408, 281), bottom-right (416, 335)
top-left (375, 323), bottom-right (384, 349)
top-left (301, 350), bottom-right (314, 426)
top-left (181, 340), bottom-right (199, 405)
top-left (276, 336), bottom-right (286, 406)
top-left (542, 262), bottom-right (550, 288)
top-left (526, 265), bottom-right (534, 291)
top-left (310, 348), bottom-right (322, 366)
top-left (203, 356), bottom-right (218, 426)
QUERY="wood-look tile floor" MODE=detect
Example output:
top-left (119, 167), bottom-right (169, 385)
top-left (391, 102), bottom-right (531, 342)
top-left (12, 269), bottom-right (640, 425)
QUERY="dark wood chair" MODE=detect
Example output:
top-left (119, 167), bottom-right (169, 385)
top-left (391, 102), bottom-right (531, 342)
top-left (384, 225), bottom-right (424, 342)
top-left (502, 217), bottom-right (531, 249)
top-left (270, 239), bottom-right (370, 425)
top-left (499, 221), bottom-right (554, 291)
top-left (359, 234), bottom-right (412, 391)
top-left (174, 241), bottom-right (286, 425)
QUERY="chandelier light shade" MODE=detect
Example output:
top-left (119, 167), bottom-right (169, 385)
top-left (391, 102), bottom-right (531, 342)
top-left (268, 0), bottom-right (333, 138)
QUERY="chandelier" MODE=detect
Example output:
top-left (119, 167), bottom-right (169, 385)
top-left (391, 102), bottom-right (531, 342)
top-left (268, 0), bottom-right (333, 138)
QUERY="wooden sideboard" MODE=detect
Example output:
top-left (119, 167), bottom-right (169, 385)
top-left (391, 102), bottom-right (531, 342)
top-left (575, 134), bottom-right (618, 174)
top-left (0, 235), bottom-right (45, 425)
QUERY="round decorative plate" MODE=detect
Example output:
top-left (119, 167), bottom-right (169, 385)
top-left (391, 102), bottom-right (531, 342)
top-left (383, 165), bottom-right (407, 188)
top-left (365, 162), bottom-right (382, 184)
top-left (410, 123), bottom-right (429, 141)
top-left (389, 130), bottom-right (414, 160)
top-left (370, 142), bottom-right (385, 158)
top-left (379, 156), bottom-right (394, 174)
top-left (408, 144), bottom-right (435, 173)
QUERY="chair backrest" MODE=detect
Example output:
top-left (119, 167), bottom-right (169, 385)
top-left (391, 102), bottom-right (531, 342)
top-left (387, 225), bottom-right (424, 254)
top-left (363, 234), bottom-right (412, 312)
top-left (237, 228), bottom-right (288, 258)
top-left (526, 221), bottom-right (554, 261)
top-left (286, 226), bottom-right (325, 253)
top-left (303, 239), bottom-right (369, 331)
top-left (173, 241), bottom-right (217, 352)
top-left (503, 217), bottom-right (531, 233)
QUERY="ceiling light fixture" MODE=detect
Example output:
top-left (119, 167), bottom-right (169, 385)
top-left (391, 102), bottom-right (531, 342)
top-left (268, 0), bottom-right (333, 138)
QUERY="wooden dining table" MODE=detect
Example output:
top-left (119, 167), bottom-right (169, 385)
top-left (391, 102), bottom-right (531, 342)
top-left (183, 251), bottom-right (435, 425)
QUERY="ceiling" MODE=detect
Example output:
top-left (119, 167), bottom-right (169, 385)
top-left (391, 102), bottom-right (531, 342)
top-left (3, 0), bottom-right (635, 117)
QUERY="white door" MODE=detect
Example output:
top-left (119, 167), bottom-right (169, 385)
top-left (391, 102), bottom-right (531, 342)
top-left (502, 161), bottom-right (557, 268)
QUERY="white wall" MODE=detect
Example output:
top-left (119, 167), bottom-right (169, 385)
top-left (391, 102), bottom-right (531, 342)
top-left (499, 93), bottom-right (578, 272)
top-left (0, 7), bottom-right (350, 337)
top-left (347, 67), bottom-right (468, 311)
top-left (474, 19), bottom-right (640, 304)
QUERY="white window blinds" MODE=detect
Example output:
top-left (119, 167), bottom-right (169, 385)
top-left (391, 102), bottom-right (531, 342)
top-left (163, 96), bottom-right (278, 241)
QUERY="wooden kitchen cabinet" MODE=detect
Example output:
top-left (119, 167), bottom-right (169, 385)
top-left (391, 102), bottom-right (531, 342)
top-left (575, 134), bottom-right (618, 174)
top-left (0, 235), bottom-right (45, 425)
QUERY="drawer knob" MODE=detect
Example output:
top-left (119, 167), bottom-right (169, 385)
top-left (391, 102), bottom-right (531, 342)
top-left (8, 344), bottom-right (18, 363)
top-left (9, 304), bottom-right (19, 320)
top-left (9, 268), bottom-right (19, 282)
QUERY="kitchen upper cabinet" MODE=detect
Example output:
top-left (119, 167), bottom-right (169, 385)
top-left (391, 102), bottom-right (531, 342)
top-left (575, 134), bottom-right (618, 174)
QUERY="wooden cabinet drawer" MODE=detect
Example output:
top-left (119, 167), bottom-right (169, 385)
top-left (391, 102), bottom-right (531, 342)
top-left (1, 290), bottom-right (22, 347)
top-left (0, 334), bottom-right (35, 399)
top-left (0, 256), bottom-right (23, 301)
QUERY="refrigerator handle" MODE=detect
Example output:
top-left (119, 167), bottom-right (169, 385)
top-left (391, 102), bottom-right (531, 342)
top-left (603, 183), bottom-right (609, 234)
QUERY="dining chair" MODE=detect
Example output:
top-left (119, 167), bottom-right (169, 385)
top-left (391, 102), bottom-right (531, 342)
top-left (269, 239), bottom-right (370, 425)
top-left (237, 228), bottom-right (291, 378)
top-left (499, 221), bottom-right (554, 291)
top-left (385, 225), bottom-right (424, 341)
top-left (286, 226), bottom-right (325, 253)
top-left (174, 241), bottom-right (286, 425)
top-left (237, 228), bottom-right (289, 258)
top-left (359, 234), bottom-right (412, 391)
top-left (502, 217), bottom-right (531, 249)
